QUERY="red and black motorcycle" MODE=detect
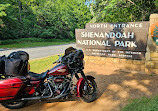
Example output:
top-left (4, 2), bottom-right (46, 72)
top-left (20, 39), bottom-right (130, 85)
top-left (0, 47), bottom-right (97, 109)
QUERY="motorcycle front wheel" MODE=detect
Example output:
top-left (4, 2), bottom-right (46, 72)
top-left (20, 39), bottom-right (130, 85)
top-left (80, 78), bottom-right (97, 103)
top-left (1, 99), bottom-right (27, 109)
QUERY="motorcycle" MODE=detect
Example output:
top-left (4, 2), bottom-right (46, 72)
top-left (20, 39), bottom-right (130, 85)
top-left (0, 48), bottom-right (97, 109)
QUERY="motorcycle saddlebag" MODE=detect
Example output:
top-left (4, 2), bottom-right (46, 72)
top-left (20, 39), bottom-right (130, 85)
top-left (8, 51), bottom-right (29, 62)
top-left (8, 51), bottom-right (29, 76)
top-left (5, 59), bottom-right (23, 76)
top-left (0, 78), bottom-right (23, 101)
top-left (0, 55), bottom-right (6, 75)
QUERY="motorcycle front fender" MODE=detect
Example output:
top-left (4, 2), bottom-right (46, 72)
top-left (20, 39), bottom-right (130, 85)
top-left (76, 76), bottom-right (95, 97)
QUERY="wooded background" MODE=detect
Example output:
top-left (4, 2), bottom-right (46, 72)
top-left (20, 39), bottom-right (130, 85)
top-left (0, 0), bottom-right (157, 40)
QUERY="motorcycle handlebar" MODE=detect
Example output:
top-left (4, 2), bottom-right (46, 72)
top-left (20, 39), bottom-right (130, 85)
top-left (53, 55), bottom-right (62, 64)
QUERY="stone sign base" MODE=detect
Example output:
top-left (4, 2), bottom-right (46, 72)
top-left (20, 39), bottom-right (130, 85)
top-left (84, 56), bottom-right (145, 73)
top-left (146, 52), bottom-right (158, 74)
top-left (145, 14), bottom-right (158, 74)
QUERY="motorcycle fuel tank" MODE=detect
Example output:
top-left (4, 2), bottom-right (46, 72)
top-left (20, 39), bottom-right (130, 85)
top-left (0, 78), bottom-right (23, 101)
top-left (48, 64), bottom-right (69, 75)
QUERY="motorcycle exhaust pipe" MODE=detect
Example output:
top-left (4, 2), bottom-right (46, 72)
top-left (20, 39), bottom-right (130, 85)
top-left (50, 93), bottom-right (69, 99)
top-left (22, 92), bottom-right (69, 101)
top-left (21, 83), bottom-right (53, 101)
top-left (21, 95), bottom-right (52, 100)
top-left (21, 82), bottom-right (70, 101)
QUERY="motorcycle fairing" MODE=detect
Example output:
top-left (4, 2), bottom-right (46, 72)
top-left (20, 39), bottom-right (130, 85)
top-left (0, 78), bottom-right (23, 101)
top-left (48, 64), bottom-right (69, 75)
top-left (76, 76), bottom-right (95, 97)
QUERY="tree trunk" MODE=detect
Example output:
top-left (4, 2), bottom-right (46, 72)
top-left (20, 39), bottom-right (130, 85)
top-left (18, 0), bottom-right (22, 22)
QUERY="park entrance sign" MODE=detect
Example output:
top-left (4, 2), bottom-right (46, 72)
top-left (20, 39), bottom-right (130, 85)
top-left (75, 22), bottom-right (149, 60)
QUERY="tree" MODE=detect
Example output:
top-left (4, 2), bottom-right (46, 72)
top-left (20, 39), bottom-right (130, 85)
top-left (0, 0), bottom-right (92, 40)
top-left (90, 0), bottom-right (158, 23)
top-left (0, 3), bottom-right (10, 26)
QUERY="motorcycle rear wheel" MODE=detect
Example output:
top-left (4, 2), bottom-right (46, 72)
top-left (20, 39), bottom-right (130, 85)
top-left (1, 99), bottom-right (27, 109)
top-left (80, 79), bottom-right (97, 103)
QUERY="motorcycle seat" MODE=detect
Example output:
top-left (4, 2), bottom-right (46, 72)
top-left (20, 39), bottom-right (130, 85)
top-left (27, 71), bottom-right (48, 81)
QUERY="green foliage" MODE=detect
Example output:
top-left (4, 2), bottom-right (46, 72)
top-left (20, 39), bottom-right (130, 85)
top-left (121, 96), bottom-right (158, 111)
top-left (0, 0), bottom-right (157, 41)
top-left (0, 38), bottom-right (75, 48)
top-left (0, 0), bottom-right (91, 40)
top-left (0, 4), bottom-right (10, 17)
top-left (90, 0), bottom-right (158, 23)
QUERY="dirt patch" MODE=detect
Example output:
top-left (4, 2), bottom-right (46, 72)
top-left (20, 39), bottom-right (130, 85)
top-left (1, 65), bottom-right (158, 111)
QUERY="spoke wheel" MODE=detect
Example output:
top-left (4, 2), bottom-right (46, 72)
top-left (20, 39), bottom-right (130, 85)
top-left (80, 79), bottom-right (97, 103)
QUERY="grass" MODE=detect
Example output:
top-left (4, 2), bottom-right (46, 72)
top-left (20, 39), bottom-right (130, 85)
top-left (29, 55), bottom-right (60, 73)
top-left (121, 96), bottom-right (158, 111)
top-left (0, 38), bottom-right (75, 48)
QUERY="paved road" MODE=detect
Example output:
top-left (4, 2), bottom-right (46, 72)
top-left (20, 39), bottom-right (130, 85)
top-left (0, 44), bottom-right (76, 60)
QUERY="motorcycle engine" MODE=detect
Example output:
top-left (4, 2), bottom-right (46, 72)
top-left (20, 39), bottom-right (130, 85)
top-left (48, 75), bottom-right (71, 95)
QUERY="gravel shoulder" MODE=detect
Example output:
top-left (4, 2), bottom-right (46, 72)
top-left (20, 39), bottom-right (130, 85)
top-left (1, 64), bottom-right (158, 111)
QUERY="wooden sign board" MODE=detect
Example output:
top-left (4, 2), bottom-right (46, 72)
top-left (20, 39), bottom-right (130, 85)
top-left (75, 22), bottom-right (149, 60)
